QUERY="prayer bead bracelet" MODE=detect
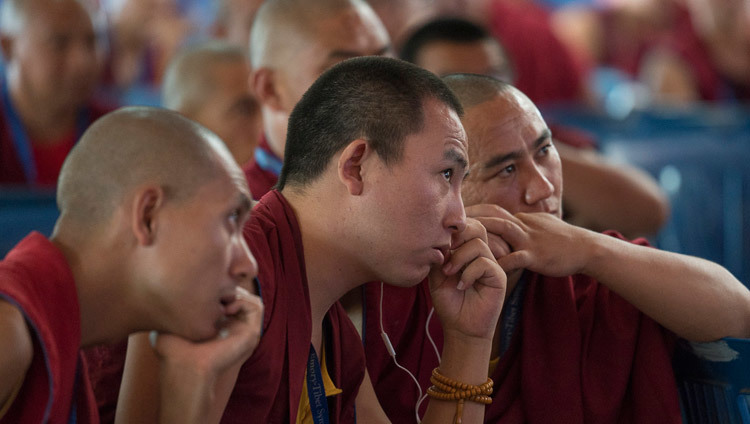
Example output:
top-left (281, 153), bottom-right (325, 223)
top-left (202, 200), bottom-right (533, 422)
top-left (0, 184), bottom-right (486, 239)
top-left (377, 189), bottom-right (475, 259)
top-left (426, 368), bottom-right (493, 424)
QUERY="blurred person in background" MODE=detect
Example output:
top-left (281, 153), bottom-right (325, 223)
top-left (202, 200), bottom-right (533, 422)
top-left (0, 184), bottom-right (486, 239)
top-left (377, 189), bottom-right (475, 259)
top-left (401, 17), bottom-right (669, 238)
top-left (244, 0), bottom-right (390, 199)
top-left (163, 40), bottom-right (262, 167)
top-left (0, 0), bottom-right (113, 186)
top-left (369, 0), bottom-right (589, 106)
top-left (211, 0), bottom-right (265, 51)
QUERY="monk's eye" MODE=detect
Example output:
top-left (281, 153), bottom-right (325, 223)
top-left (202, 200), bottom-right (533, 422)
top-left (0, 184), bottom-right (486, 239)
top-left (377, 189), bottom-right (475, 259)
top-left (442, 169), bottom-right (454, 181)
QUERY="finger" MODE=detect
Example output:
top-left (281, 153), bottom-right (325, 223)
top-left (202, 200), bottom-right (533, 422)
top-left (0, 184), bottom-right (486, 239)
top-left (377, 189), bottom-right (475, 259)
top-left (465, 203), bottom-right (514, 220)
top-left (474, 216), bottom-right (527, 248)
top-left (443, 237), bottom-right (494, 276)
top-left (497, 251), bottom-right (529, 272)
top-left (224, 288), bottom-right (263, 316)
top-left (455, 256), bottom-right (507, 293)
top-left (488, 233), bottom-right (512, 260)
top-left (451, 218), bottom-right (488, 250)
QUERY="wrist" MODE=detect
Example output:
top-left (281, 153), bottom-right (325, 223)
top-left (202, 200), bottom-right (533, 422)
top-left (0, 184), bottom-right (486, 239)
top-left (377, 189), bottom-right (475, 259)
top-left (579, 230), bottom-right (612, 278)
top-left (438, 332), bottom-right (493, 386)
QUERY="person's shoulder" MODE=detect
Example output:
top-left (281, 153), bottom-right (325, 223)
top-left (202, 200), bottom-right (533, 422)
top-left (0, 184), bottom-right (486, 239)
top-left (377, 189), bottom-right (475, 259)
top-left (0, 299), bottom-right (33, 405)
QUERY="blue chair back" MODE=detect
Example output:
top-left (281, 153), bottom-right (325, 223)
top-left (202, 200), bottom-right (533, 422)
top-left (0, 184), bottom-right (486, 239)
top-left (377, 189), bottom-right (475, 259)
top-left (0, 187), bottom-right (58, 257)
top-left (673, 338), bottom-right (750, 424)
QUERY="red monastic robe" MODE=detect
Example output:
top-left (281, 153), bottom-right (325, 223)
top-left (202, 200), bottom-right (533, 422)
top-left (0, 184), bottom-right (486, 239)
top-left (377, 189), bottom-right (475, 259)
top-left (221, 190), bottom-right (365, 423)
top-left (243, 136), bottom-right (281, 201)
top-left (0, 232), bottom-right (99, 424)
top-left (366, 232), bottom-right (681, 424)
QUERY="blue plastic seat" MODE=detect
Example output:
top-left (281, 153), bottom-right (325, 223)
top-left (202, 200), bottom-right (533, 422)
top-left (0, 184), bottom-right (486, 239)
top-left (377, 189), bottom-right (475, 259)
top-left (673, 338), bottom-right (750, 424)
top-left (541, 104), bottom-right (750, 286)
top-left (0, 187), bottom-right (58, 257)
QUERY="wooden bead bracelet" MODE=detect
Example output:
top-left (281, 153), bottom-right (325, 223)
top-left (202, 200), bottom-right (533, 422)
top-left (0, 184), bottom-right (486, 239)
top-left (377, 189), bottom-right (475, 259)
top-left (426, 368), bottom-right (493, 424)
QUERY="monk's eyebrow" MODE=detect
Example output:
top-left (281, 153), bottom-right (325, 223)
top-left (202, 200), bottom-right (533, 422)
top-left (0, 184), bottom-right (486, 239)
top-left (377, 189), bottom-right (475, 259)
top-left (483, 129), bottom-right (552, 170)
top-left (532, 129), bottom-right (552, 149)
top-left (444, 148), bottom-right (468, 176)
top-left (484, 150), bottom-right (521, 170)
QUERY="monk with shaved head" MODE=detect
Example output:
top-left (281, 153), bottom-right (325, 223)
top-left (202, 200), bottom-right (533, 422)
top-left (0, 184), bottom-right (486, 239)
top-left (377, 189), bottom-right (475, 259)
top-left (0, 106), bottom-right (263, 423)
top-left (365, 74), bottom-right (750, 423)
top-left (244, 0), bottom-right (391, 199)
top-left (120, 56), bottom-right (507, 424)
top-left (163, 40), bottom-right (262, 167)
top-left (0, 0), bottom-right (113, 186)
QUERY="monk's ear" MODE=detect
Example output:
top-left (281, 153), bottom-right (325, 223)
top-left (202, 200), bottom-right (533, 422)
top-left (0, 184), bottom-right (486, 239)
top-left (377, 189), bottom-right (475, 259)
top-left (337, 139), bottom-right (370, 196)
top-left (251, 68), bottom-right (284, 112)
top-left (131, 186), bottom-right (164, 246)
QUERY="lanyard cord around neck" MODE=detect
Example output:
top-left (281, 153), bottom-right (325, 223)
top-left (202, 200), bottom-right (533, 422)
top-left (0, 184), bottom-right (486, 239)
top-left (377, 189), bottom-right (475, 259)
top-left (306, 345), bottom-right (331, 424)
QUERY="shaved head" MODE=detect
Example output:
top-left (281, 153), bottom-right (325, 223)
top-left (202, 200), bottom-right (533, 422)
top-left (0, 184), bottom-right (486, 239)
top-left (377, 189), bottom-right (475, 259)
top-left (57, 107), bottom-right (236, 228)
top-left (250, 0), bottom-right (374, 68)
top-left (163, 41), bottom-right (247, 114)
top-left (442, 73), bottom-right (515, 109)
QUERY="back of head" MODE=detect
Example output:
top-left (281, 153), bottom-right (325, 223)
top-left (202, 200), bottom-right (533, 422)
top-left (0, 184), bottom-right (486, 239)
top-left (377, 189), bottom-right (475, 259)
top-left (57, 106), bottom-right (231, 230)
top-left (250, 0), bottom-right (368, 68)
top-left (162, 40), bottom-right (247, 114)
top-left (441, 73), bottom-right (515, 110)
top-left (400, 17), bottom-right (514, 82)
top-left (400, 17), bottom-right (492, 63)
top-left (277, 56), bottom-right (463, 190)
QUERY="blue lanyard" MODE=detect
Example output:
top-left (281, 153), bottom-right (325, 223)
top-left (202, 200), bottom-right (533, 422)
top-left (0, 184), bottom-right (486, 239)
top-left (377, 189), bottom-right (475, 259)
top-left (68, 360), bottom-right (83, 424)
top-left (499, 273), bottom-right (527, 357)
top-left (1, 77), bottom-right (90, 183)
top-left (306, 345), bottom-right (331, 424)
top-left (254, 145), bottom-right (283, 176)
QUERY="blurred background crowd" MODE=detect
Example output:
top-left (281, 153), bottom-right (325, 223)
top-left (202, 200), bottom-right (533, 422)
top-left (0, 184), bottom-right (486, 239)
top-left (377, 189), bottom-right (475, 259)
top-left (0, 0), bottom-right (748, 281)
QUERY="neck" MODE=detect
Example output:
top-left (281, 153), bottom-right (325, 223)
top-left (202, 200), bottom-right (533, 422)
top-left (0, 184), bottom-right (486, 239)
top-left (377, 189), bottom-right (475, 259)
top-left (51, 227), bottom-right (133, 347)
top-left (7, 75), bottom-right (79, 143)
top-left (284, 187), bottom-right (370, 335)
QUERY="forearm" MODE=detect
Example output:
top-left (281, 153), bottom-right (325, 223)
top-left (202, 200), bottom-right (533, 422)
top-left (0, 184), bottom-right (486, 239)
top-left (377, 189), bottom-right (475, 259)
top-left (158, 363), bottom-right (216, 424)
top-left (582, 232), bottom-right (750, 341)
top-left (421, 333), bottom-right (493, 424)
top-left (157, 350), bottom-right (245, 423)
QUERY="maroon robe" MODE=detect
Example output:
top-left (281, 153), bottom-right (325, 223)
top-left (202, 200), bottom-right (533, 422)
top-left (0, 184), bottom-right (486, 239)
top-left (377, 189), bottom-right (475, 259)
top-left (0, 232), bottom-right (99, 424)
top-left (82, 341), bottom-right (127, 424)
top-left (243, 136), bottom-right (281, 201)
top-left (488, 0), bottom-right (585, 106)
top-left (0, 100), bottom-right (113, 186)
top-left (221, 190), bottom-right (365, 423)
top-left (366, 232), bottom-right (681, 424)
top-left (652, 22), bottom-right (750, 102)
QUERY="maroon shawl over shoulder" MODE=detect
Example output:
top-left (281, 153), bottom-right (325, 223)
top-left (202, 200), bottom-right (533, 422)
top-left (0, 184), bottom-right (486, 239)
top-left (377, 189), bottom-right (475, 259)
top-left (366, 232), bottom-right (680, 424)
top-left (222, 190), bottom-right (365, 423)
top-left (0, 233), bottom-right (98, 424)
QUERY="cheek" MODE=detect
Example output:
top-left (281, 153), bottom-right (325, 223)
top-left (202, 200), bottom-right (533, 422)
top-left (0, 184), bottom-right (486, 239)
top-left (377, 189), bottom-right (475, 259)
top-left (461, 178), bottom-right (488, 207)
top-left (549, 158), bottom-right (564, 194)
top-left (480, 180), bottom-right (521, 212)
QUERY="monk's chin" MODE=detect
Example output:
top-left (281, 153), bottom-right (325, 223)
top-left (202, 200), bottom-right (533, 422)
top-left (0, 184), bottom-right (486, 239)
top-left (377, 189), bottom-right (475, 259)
top-left (383, 268), bottom-right (430, 288)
